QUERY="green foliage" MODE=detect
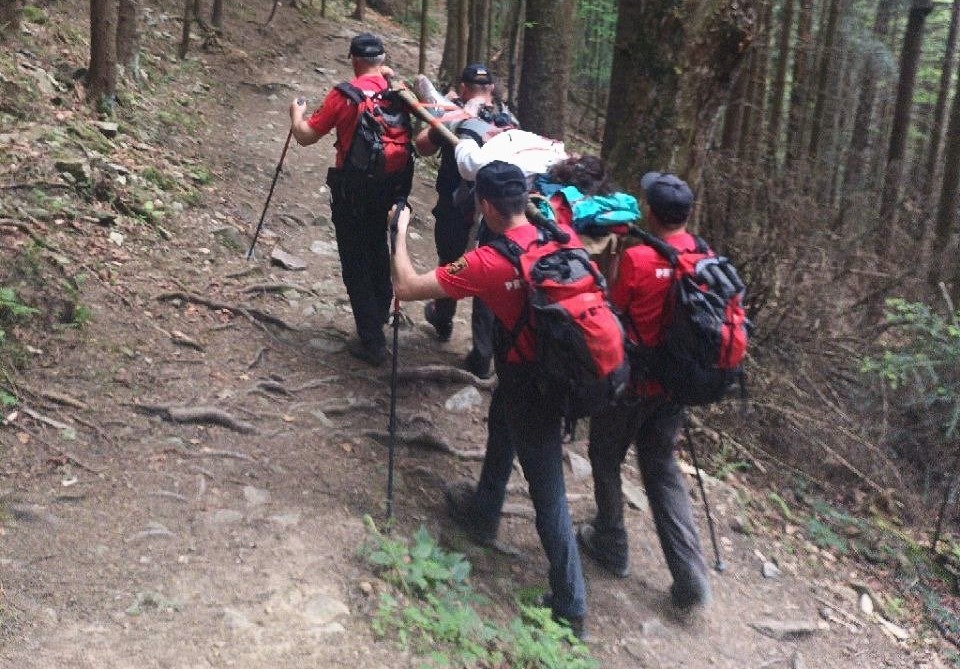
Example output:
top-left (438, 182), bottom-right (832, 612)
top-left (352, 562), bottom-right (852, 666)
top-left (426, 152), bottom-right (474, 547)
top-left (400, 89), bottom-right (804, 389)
top-left (862, 298), bottom-right (960, 438)
top-left (363, 518), bottom-right (596, 669)
top-left (141, 166), bottom-right (179, 192)
top-left (767, 492), bottom-right (793, 520)
top-left (22, 5), bottom-right (48, 24)
top-left (807, 516), bottom-right (848, 554)
top-left (0, 389), bottom-right (17, 408)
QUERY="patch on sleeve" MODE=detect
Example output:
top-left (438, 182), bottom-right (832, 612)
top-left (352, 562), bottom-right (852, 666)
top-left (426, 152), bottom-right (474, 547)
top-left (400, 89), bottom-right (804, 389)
top-left (443, 256), bottom-right (469, 276)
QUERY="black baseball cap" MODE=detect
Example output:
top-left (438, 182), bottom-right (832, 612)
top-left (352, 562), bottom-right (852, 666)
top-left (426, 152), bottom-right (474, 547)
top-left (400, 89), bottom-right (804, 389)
top-left (349, 32), bottom-right (385, 57)
top-left (461, 63), bottom-right (494, 85)
top-left (476, 161), bottom-right (526, 199)
top-left (640, 171), bottom-right (694, 224)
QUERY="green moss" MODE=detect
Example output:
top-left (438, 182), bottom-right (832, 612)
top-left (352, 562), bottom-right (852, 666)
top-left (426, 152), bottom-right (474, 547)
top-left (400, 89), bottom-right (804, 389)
top-left (22, 5), bottom-right (48, 24)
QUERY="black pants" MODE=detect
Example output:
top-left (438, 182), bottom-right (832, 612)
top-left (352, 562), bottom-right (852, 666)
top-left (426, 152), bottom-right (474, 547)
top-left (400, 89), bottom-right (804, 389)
top-left (431, 195), bottom-right (494, 364)
top-left (328, 166), bottom-right (411, 348)
top-left (587, 396), bottom-right (708, 590)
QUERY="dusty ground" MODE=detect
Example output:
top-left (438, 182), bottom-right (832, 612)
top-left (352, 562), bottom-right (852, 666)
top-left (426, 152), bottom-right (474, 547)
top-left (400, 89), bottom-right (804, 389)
top-left (0, 3), bottom-right (948, 668)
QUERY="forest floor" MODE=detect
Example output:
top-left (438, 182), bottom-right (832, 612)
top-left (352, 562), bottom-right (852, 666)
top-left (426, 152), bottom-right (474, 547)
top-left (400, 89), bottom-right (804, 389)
top-left (0, 2), bottom-right (954, 668)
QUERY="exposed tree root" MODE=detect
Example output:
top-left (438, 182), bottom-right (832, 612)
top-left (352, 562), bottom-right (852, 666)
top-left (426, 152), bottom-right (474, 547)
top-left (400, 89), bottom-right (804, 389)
top-left (365, 430), bottom-right (485, 460)
top-left (396, 365), bottom-right (497, 390)
top-left (156, 291), bottom-right (297, 331)
top-left (131, 403), bottom-right (256, 434)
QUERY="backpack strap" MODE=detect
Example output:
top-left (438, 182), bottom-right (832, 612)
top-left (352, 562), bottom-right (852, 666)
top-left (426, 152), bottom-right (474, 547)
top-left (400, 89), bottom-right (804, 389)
top-left (488, 236), bottom-right (531, 358)
top-left (693, 235), bottom-right (710, 254)
top-left (334, 82), bottom-right (367, 105)
top-left (630, 228), bottom-right (679, 267)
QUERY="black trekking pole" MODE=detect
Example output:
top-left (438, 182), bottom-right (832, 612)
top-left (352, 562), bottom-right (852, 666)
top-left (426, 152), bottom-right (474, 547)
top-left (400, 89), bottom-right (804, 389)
top-left (245, 102), bottom-right (301, 260)
top-left (683, 411), bottom-right (726, 573)
top-left (385, 198), bottom-right (408, 525)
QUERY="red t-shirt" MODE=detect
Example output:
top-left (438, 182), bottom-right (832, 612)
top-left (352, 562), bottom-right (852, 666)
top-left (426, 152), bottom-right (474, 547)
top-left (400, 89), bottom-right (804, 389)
top-left (435, 224), bottom-right (544, 364)
top-left (307, 73), bottom-right (389, 168)
top-left (612, 230), bottom-right (698, 395)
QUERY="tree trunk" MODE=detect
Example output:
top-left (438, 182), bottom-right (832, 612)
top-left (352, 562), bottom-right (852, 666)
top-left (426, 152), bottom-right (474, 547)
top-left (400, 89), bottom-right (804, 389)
top-left (506, 0), bottom-right (524, 106)
top-left (740, 0), bottom-right (771, 163)
top-left (602, 0), bottom-right (755, 186)
top-left (766, 0), bottom-right (795, 161)
top-left (930, 55), bottom-right (960, 291)
top-left (438, 0), bottom-right (459, 83)
top-left (116, 0), bottom-right (141, 81)
top-left (785, 0), bottom-right (813, 169)
top-left (923, 0), bottom-right (960, 198)
top-left (517, 0), bottom-right (575, 139)
top-left (0, 0), bottom-right (22, 40)
top-left (807, 0), bottom-right (843, 162)
top-left (876, 0), bottom-right (934, 257)
top-left (352, 0), bottom-right (365, 21)
top-left (211, 0), bottom-right (223, 33)
top-left (419, 0), bottom-right (429, 75)
top-left (178, 0), bottom-right (192, 58)
top-left (468, 0), bottom-right (489, 64)
top-left (87, 0), bottom-right (118, 111)
top-left (841, 0), bottom-right (894, 206)
top-left (457, 0), bottom-right (468, 75)
top-left (720, 63), bottom-right (748, 151)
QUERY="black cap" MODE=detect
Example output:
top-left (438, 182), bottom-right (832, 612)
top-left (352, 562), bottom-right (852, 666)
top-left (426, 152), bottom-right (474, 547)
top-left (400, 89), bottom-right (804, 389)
top-left (476, 161), bottom-right (527, 199)
top-left (461, 63), bottom-right (494, 85)
top-left (349, 32), bottom-right (385, 57)
top-left (640, 171), bottom-right (693, 225)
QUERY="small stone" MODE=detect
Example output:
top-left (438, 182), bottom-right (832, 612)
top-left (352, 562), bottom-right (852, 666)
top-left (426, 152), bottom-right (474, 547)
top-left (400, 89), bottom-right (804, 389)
top-left (108, 231), bottom-right (124, 246)
top-left (730, 515), bottom-right (752, 535)
top-left (270, 247), bottom-right (307, 271)
top-left (791, 650), bottom-right (805, 669)
top-left (858, 592), bottom-right (874, 615)
top-left (268, 512), bottom-right (301, 527)
top-left (307, 335), bottom-right (345, 354)
top-left (223, 607), bottom-right (253, 632)
top-left (749, 619), bottom-right (827, 640)
top-left (358, 581), bottom-right (373, 596)
top-left (92, 121), bottom-right (119, 138)
top-left (444, 386), bottom-right (483, 413)
top-left (639, 617), bottom-right (667, 637)
top-left (310, 240), bottom-right (337, 256)
top-left (243, 486), bottom-right (271, 507)
top-left (303, 594), bottom-right (350, 626)
top-left (565, 451), bottom-right (592, 480)
top-left (622, 480), bottom-right (649, 512)
top-left (202, 509), bottom-right (243, 527)
top-left (55, 157), bottom-right (90, 183)
top-left (762, 561), bottom-right (781, 579)
top-left (125, 521), bottom-right (174, 543)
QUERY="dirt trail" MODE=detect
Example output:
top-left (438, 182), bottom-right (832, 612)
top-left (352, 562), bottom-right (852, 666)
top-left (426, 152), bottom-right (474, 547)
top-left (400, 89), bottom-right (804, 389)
top-left (0, 6), bottom-right (932, 669)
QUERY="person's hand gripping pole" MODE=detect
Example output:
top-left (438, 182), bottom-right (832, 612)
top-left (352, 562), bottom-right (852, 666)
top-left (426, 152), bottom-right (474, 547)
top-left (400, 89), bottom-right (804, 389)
top-left (245, 98), bottom-right (304, 260)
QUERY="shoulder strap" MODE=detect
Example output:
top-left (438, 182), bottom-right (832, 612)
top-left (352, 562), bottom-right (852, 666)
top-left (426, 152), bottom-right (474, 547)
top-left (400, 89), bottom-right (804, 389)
top-left (693, 236), bottom-right (710, 254)
top-left (631, 229), bottom-right (679, 267)
top-left (487, 236), bottom-right (525, 274)
top-left (334, 82), bottom-right (366, 105)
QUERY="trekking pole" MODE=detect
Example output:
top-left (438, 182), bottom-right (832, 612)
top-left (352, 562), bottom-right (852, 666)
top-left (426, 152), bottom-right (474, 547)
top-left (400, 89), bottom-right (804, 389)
top-left (385, 198), bottom-right (408, 525)
top-left (245, 101), bottom-right (302, 260)
top-left (683, 411), bottom-right (726, 572)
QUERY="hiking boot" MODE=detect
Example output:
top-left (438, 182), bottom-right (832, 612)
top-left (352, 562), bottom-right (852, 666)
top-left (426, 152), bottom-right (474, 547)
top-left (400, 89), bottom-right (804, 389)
top-left (445, 481), bottom-right (497, 546)
top-left (576, 523), bottom-right (630, 578)
top-left (347, 339), bottom-right (388, 367)
top-left (464, 348), bottom-right (492, 380)
top-left (540, 593), bottom-right (588, 641)
top-left (424, 301), bottom-right (453, 343)
top-left (670, 570), bottom-right (712, 612)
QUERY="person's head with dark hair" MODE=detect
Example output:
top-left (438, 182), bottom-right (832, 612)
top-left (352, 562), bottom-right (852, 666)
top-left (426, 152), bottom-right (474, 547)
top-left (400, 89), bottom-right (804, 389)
top-left (476, 161), bottom-right (528, 225)
top-left (548, 155), bottom-right (615, 196)
top-left (639, 171), bottom-right (693, 228)
top-left (458, 63), bottom-right (496, 102)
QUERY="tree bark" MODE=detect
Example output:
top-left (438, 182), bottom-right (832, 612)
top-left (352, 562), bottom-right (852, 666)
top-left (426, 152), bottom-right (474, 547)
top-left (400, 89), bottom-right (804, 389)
top-left (419, 0), bottom-right (429, 75)
top-left (87, 0), bottom-right (119, 111)
top-left (352, 0), bottom-right (365, 21)
top-left (178, 0), bottom-right (192, 58)
top-left (720, 62), bottom-right (748, 151)
top-left (766, 0), bottom-right (795, 160)
top-left (0, 0), bottom-right (22, 40)
top-left (468, 0), bottom-right (489, 64)
top-left (602, 0), bottom-right (755, 186)
top-left (930, 55), bottom-right (960, 291)
top-left (807, 0), bottom-right (843, 162)
top-left (438, 0), bottom-right (459, 84)
top-left (923, 0), bottom-right (960, 198)
top-left (517, 0), bottom-right (575, 139)
top-left (740, 0), bottom-right (771, 163)
top-left (876, 0), bottom-right (934, 257)
top-left (211, 0), bottom-right (223, 33)
top-left (785, 0), bottom-right (813, 169)
top-left (506, 0), bottom-right (524, 107)
top-left (841, 0), bottom-right (894, 206)
top-left (116, 0), bottom-right (141, 81)
top-left (457, 0), bottom-right (469, 76)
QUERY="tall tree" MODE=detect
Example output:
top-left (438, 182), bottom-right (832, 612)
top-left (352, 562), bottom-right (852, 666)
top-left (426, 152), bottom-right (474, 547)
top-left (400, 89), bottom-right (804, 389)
top-left (602, 0), bottom-right (755, 186)
top-left (87, 0), bottom-right (119, 111)
top-left (418, 0), bottom-right (429, 75)
top-left (438, 0), bottom-right (461, 84)
top-left (469, 0), bottom-right (489, 64)
top-left (841, 0), bottom-right (894, 207)
top-left (766, 0), bottom-right (796, 161)
top-left (0, 0), bottom-right (22, 40)
top-left (517, 0), bottom-right (575, 139)
top-left (929, 54), bottom-right (960, 292)
top-left (785, 0), bottom-right (813, 169)
top-left (740, 0), bottom-right (771, 163)
top-left (876, 0), bottom-right (934, 256)
top-left (211, 0), bottom-right (223, 34)
top-left (807, 0), bottom-right (843, 162)
top-left (923, 0), bottom-right (960, 198)
top-left (506, 0), bottom-right (525, 105)
top-left (116, 0), bottom-right (141, 81)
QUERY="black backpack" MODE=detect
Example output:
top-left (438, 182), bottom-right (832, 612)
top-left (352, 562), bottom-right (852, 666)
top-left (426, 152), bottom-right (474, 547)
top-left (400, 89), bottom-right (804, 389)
top-left (335, 82), bottom-right (413, 179)
top-left (626, 230), bottom-right (751, 406)
top-left (489, 224), bottom-right (630, 420)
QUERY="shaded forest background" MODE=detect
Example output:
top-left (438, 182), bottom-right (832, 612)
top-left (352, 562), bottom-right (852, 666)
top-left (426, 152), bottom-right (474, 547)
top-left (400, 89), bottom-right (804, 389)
top-left (2, 0), bottom-right (960, 653)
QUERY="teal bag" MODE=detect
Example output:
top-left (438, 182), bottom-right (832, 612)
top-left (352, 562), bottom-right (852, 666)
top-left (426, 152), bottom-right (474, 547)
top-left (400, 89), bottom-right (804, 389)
top-left (560, 186), bottom-right (641, 231)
